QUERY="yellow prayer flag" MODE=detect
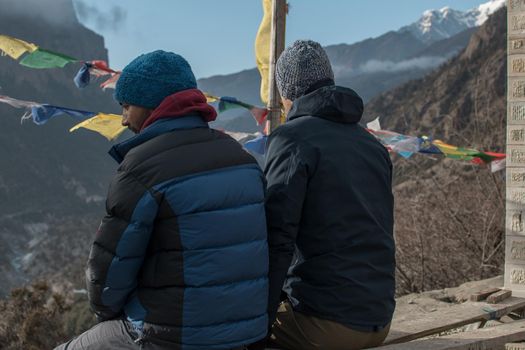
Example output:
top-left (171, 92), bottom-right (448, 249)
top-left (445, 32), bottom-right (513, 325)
top-left (204, 92), bottom-right (219, 103)
top-left (0, 35), bottom-right (38, 60)
top-left (255, 0), bottom-right (272, 105)
top-left (433, 140), bottom-right (460, 155)
top-left (432, 140), bottom-right (480, 160)
top-left (69, 113), bottom-right (126, 141)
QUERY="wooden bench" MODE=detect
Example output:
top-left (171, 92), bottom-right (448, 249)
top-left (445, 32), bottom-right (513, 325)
top-left (371, 319), bottom-right (525, 350)
top-left (368, 297), bottom-right (525, 349)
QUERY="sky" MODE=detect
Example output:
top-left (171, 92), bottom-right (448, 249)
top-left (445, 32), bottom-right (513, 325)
top-left (73, 0), bottom-right (488, 79)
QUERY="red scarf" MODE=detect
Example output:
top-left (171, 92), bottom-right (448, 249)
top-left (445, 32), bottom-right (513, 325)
top-left (141, 89), bottom-right (217, 131)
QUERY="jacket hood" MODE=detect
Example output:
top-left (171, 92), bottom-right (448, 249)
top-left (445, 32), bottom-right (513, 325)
top-left (287, 85), bottom-right (363, 124)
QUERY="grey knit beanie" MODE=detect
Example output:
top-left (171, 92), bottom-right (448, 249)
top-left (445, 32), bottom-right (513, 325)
top-left (276, 40), bottom-right (334, 101)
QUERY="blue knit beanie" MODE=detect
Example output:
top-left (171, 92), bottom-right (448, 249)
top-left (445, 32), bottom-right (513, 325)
top-left (115, 50), bottom-right (197, 109)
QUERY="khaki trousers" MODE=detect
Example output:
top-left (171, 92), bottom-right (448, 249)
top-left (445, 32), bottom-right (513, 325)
top-left (270, 302), bottom-right (390, 350)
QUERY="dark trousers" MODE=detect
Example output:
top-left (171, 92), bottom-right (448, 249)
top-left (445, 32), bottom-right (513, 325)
top-left (270, 302), bottom-right (390, 350)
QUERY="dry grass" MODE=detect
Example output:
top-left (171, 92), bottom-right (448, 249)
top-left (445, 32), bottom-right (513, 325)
top-left (0, 281), bottom-right (95, 350)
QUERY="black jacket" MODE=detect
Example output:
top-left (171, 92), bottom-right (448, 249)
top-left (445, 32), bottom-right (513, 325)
top-left (264, 85), bottom-right (395, 330)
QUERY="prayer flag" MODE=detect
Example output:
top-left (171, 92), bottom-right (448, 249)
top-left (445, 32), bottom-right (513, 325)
top-left (70, 113), bottom-right (126, 140)
top-left (74, 60), bottom-right (118, 88)
top-left (74, 63), bottom-right (91, 88)
top-left (244, 133), bottom-right (267, 155)
top-left (88, 60), bottom-right (116, 75)
top-left (0, 34), bottom-right (37, 59)
top-left (0, 95), bottom-right (38, 109)
top-left (366, 117), bottom-right (381, 131)
top-left (20, 48), bottom-right (77, 69)
top-left (255, 0), bottom-right (272, 105)
top-left (369, 129), bottom-right (421, 159)
top-left (100, 73), bottom-right (120, 90)
top-left (31, 105), bottom-right (95, 125)
top-left (218, 96), bottom-right (268, 125)
top-left (491, 158), bottom-right (506, 173)
top-left (204, 93), bottom-right (219, 103)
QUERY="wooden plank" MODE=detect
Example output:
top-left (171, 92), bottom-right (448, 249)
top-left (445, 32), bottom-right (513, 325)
top-left (266, 0), bottom-right (286, 133)
top-left (488, 290), bottom-right (513, 304)
top-left (470, 288), bottom-right (501, 301)
top-left (384, 297), bottom-right (525, 345)
top-left (370, 319), bottom-right (525, 350)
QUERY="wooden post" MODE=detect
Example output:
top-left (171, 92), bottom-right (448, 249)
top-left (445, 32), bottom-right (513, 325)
top-left (267, 0), bottom-right (286, 133)
top-left (506, 0), bottom-right (525, 297)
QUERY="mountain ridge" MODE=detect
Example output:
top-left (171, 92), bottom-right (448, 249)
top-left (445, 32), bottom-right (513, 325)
top-left (398, 0), bottom-right (504, 44)
top-left (0, 0), bottom-right (121, 296)
top-left (363, 7), bottom-right (506, 294)
top-left (201, 1), bottom-right (501, 133)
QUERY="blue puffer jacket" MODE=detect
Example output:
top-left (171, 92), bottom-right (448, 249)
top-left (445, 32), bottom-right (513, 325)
top-left (86, 115), bottom-right (269, 349)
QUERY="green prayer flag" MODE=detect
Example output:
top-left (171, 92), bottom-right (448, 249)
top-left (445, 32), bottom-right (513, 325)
top-left (19, 48), bottom-right (77, 69)
top-left (218, 97), bottom-right (253, 113)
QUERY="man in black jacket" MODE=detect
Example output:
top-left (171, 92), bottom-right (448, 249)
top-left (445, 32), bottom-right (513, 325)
top-left (264, 40), bottom-right (395, 350)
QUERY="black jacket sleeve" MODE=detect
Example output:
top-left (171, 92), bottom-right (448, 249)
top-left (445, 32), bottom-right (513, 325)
top-left (263, 126), bottom-right (317, 323)
top-left (86, 168), bottom-right (159, 322)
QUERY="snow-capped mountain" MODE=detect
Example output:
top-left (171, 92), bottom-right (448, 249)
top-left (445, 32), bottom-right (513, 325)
top-left (475, 0), bottom-right (507, 25)
top-left (400, 0), bottom-right (505, 44)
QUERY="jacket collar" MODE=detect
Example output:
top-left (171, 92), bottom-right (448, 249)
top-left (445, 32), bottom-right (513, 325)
top-left (108, 115), bottom-right (208, 164)
top-left (287, 85), bottom-right (364, 124)
top-left (140, 89), bottom-right (217, 131)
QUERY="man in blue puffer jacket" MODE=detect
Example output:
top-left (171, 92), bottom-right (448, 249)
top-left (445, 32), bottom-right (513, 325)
top-left (55, 50), bottom-right (269, 350)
